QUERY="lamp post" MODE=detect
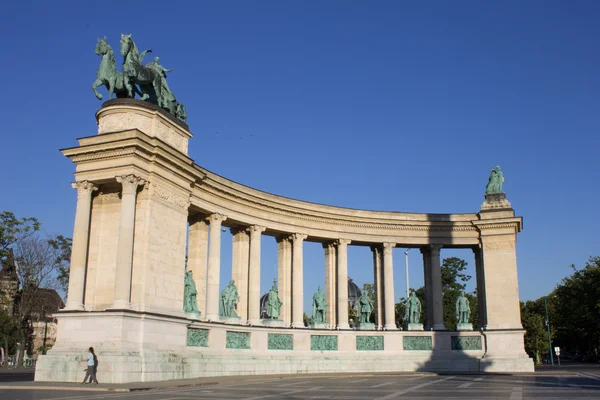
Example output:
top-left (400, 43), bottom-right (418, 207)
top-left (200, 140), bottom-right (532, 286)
top-left (544, 296), bottom-right (554, 366)
top-left (404, 249), bottom-right (411, 299)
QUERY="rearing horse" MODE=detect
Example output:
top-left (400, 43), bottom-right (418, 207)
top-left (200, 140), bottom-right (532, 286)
top-left (120, 34), bottom-right (163, 105)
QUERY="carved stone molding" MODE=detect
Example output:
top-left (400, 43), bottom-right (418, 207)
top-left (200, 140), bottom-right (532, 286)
top-left (429, 243), bottom-right (443, 254)
top-left (71, 181), bottom-right (98, 198)
top-left (290, 233), bottom-right (308, 243)
top-left (247, 225), bottom-right (266, 237)
top-left (116, 174), bottom-right (146, 195)
top-left (207, 213), bottom-right (227, 225)
top-left (382, 242), bottom-right (396, 250)
top-left (483, 240), bottom-right (516, 252)
top-left (149, 182), bottom-right (190, 211)
top-left (70, 149), bottom-right (137, 164)
top-left (335, 239), bottom-right (351, 247)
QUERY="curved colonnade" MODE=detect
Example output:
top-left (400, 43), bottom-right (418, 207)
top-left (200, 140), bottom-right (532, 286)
top-left (35, 99), bottom-right (533, 383)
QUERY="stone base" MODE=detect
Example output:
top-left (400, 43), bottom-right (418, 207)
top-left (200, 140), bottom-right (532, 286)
top-left (481, 193), bottom-right (512, 210)
top-left (221, 316), bottom-right (243, 325)
top-left (357, 323), bottom-right (376, 330)
top-left (456, 323), bottom-right (473, 331)
top-left (186, 312), bottom-right (201, 320)
top-left (406, 323), bottom-right (424, 331)
top-left (262, 319), bottom-right (286, 327)
top-left (310, 322), bottom-right (329, 329)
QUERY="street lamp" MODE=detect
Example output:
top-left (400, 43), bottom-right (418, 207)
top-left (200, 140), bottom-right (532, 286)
top-left (404, 249), bottom-right (411, 299)
top-left (544, 296), bottom-right (554, 366)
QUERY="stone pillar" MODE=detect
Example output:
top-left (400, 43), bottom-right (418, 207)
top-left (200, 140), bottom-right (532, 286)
top-left (371, 245), bottom-right (383, 329)
top-left (473, 216), bottom-right (524, 330)
top-left (324, 242), bottom-right (337, 328)
top-left (420, 247), bottom-right (434, 329)
top-left (277, 236), bottom-right (292, 326)
top-left (205, 213), bottom-right (227, 321)
top-left (473, 245), bottom-right (487, 329)
top-left (188, 215), bottom-right (209, 316)
top-left (64, 181), bottom-right (97, 311)
top-left (291, 233), bottom-right (307, 328)
top-left (429, 244), bottom-right (446, 330)
top-left (247, 225), bottom-right (266, 324)
top-left (111, 175), bottom-right (145, 309)
top-left (336, 239), bottom-right (351, 329)
top-left (382, 242), bottom-right (397, 330)
top-left (231, 228), bottom-right (250, 320)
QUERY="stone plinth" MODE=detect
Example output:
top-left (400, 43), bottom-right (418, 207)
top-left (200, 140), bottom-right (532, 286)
top-left (310, 322), bottom-right (329, 329)
top-left (186, 312), bottom-right (201, 320)
top-left (456, 323), bottom-right (473, 331)
top-left (481, 193), bottom-right (512, 211)
top-left (406, 323), bottom-right (424, 331)
top-left (221, 317), bottom-right (244, 325)
top-left (263, 319), bottom-right (286, 327)
top-left (96, 98), bottom-right (192, 155)
top-left (357, 323), bottom-right (376, 330)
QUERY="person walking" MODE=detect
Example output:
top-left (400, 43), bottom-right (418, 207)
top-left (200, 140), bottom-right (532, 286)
top-left (81, 347), bottom-right (98, 384)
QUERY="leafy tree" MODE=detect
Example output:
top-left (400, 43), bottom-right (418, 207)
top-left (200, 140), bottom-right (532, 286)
top-left (441, 257), bottom-right (474, 330)
top-left (0, 211), bottom-right (39, 263)
top-left (48, 235), bottom-right (72, 294)
top-left (0, 309), bottom-right (18, 368)
top-left (521, 301), bottom-right (549, 364)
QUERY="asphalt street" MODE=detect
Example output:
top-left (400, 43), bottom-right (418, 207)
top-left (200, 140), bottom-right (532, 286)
top-left (2, 369), bottom-right (600, 400)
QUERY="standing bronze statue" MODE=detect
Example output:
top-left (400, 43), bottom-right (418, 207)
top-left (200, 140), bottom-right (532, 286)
top-left (311, 286), bottom-right (327, 324)
top-left (92, 35), bottom-right (187, 123)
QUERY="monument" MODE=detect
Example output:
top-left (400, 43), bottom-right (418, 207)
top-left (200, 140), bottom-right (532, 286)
top-left (263, 281), bottom-right (284, 327)
top-left (455, 291), bottom-right (473, 331)
top-left (404, 292), bottom-right (424, 331)
top-left (356, 292), bottom-right (375, 330)
top-left (33, 35), bottom-right (533, 383)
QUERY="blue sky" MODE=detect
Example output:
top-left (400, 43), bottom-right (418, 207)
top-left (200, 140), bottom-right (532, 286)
top-left (1, 1), bottom-right (598, 314)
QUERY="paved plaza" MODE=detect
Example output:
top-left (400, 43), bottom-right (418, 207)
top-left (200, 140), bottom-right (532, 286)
top-left (2, 369), bottom-right (600, 400)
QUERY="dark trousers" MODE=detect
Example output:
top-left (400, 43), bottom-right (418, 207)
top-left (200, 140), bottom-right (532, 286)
top-left (83, 366), bottom-right (97, 383)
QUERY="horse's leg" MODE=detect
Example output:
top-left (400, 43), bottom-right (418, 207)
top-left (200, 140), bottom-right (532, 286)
top-left (92, 79), bottom-right (104, 100)
top-left (153, 77), bottom-right (162, 107)
top-left (108, 76), bottom-right (117, 99)
top-left (123, 74), bottom-right (134, 98)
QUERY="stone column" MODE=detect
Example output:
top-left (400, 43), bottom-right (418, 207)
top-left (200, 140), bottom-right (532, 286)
top-left (420, 247), bottom-right (434, 329)
top-left (205, 213), bottom-right (227, 321)
top-left (324, 242), bottom-right (337, 328)
top-left (371, 245), bottom-right (383, 329)
top-left (473, 245), bottom-right (487, 329)
top-left (64, 181), bottom-right (97, 311)
top-left (429, 244), bottom-right (446, 330)
top-left (336, 239), bottom-right (351, 329)
top-left (382, 242), bottom-right (397, 330)
top-left (231, 228), bottom-right (250, 320)
top-left (112, 175), bottom-right (145, 309)
top-left (188, 215), bottom-right (209, 316)
top-left (277, 236), bottom-right (292, 326)
top-left (247, 225), bottom-right (266, 324)
top-left (291, 233), bottom-right (307, 328)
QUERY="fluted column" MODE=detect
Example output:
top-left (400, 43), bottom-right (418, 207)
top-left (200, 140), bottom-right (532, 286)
top-left (64, 181), bottom-right (97, 310)
top-left (336, 239), bottom-right (351, 329)
top-left (188, 215), bottom-right (209, 316)
top-left (277, 236), bottom-right (292, 326)
top-left (324, 242), bottom-right (337, 328)
top-left (112, 175), bottom-right (145, 309)
top-left (291, 233), bottom-right (307, 328)
top-left (371, 245), bottom-right (383, 329)
top-left (247, 225), bottom-right (266, 324)
top-left (429, 244), bottom-right (446, 330)
top-left (382, 242), bottom-right (397, 330)
top-left (205, 213), bottom-right (227, 321)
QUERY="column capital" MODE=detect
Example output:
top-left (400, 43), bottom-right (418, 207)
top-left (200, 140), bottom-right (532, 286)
top-left (290, 233), bottom-right (308, 243)
top-left (335, 239), bottom-right (351, 246)
top-left (382, 242), bottom-right (396, 250)
top-left (116, 174), bottom-right (145, 195)
top-left (206, 213), bottom-right (227, 224)
top-left (429, 243), bottom-right (443, 254)
top-left (247, 225), bottom-right (266, 236)
top-left (276, 235), bottom-right (291, 244)
top-left (71, 181), bottom-right (98, 197)
top-left (370, 244), bottom-right (382, 252)
top-left (323, 241), bottom-right (336, 250)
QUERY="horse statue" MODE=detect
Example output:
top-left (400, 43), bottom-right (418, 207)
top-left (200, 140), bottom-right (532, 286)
top-left (93, 37), bottom-right (150, 100)
top-left (120, 34), bottom-right (164, 105)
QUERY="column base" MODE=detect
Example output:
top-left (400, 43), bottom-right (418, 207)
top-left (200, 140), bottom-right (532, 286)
top-left (384, 323), bottom-right (398, 330)
top-left (63, 302), bottom-right (84, 311)
top-left (433, 324), bottom-right (447, 331)
top-left (291, 321), bottom-right (305, 328)
top-left (337, 323), bottom-right (350, 330)
top-left (247, 319), bottom-right (263, 326)
top-left (205, 314), bottom-right (219, 322)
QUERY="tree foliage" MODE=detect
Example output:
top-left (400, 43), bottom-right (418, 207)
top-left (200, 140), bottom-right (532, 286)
top-left (521, 300), bottom-right (549, 365)
top-left (0, 211), bottom-right (40, 263)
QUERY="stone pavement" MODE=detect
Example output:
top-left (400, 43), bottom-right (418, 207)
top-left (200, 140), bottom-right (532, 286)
top-left (1, 368), bottom-right (600, 399)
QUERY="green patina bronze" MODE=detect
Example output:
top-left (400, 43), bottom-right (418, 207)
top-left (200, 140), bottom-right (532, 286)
top-left (404, 292), bottom-right (422, 324)
top-left (186, 328), bottom-right (208, 347)
top-left (225, 331), bottom-right (251, 349)
top-left (311, 286), bottom-right (327, 324)
top-left (266, 281), bottom-right (283, 319)
top-left (485, 166), bottom-right (504, 195)
top-left (220, 280), bottom-right (241, 318)
top-left (183, 271), bottom-right (200, 316)
top-left (451, 336), bottom-right (482, 350)
top-left (356, 336), bottom-right (384, 351)
top-left (455, 291), bottom-right (471, 324)
top-left (268, 333), bottom-right (293, 350)
top-left (357, 293), bottom-right (374, 324)
top-left (403, 336), bottom-right (432, 350)
top-left (92, 35), bottom-right (187, 123)
top-left (311, 335), bottom-right (338, 351)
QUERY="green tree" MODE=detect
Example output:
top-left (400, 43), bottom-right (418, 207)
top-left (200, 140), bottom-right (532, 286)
top-left (0, 309), bottom-right (18, 368)
top-left (521, 301), bottom-right (548, 364)
top-left (441, 257), bottom-right (474, 330)
top-left (48, 235), bottom-right (72, 294)
top-left (0, 211), bottom-right (40, 263)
